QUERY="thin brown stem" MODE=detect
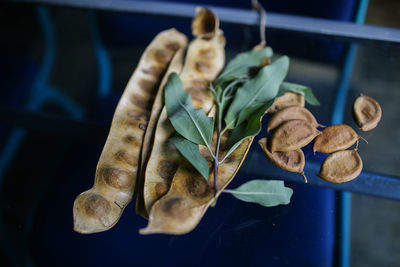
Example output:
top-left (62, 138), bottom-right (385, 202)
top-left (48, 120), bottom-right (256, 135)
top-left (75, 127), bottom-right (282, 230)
top-left (252, 0), bottom-right (267, 47)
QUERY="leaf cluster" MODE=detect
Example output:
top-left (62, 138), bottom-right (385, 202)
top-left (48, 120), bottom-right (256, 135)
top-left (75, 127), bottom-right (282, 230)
top-left (164, 47), bottom-right (319, 206)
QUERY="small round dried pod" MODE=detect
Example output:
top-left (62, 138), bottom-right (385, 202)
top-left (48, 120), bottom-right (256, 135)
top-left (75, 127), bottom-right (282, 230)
top-left (270, 119), bottom-right (321, 152)
top-left (317, 149), bottom-right (362, 183)
top-left (313, 124), bottom-right (359, 154)
top-left (258, 138), bottom-right (308, 183)
top-left (267, 106), bottom-right (320, 133)
top-left (353, 95), bottom-right (382, 131)
top-left (267, 92), bottom-right (305, 114)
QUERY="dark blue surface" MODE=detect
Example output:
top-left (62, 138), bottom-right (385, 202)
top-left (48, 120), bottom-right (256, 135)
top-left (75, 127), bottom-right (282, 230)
top-left (30, 138), bottom-right (335, 267)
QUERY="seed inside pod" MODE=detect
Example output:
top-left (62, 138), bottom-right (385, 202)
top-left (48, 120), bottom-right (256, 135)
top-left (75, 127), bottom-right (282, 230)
top-left (313, 124), bottom-right (359, 154)
top-left (267, 92), bottom-right (305, 114)
top-left (353, 95), bottom-right (382, 131)
top-left (267, 106), bottom-right (320, 133)
top-left (317, 149), bottom-right (362, 183)
top-left (258, 138), bottom-right (308, 183)
top-left (270, 119), bottom-right (321, 152)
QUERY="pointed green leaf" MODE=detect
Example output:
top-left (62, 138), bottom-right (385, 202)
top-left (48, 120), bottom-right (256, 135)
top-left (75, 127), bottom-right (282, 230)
top-left (223, 100), bottom-right (273, 161)
top-left (214, 47), bottom-right (273, 86)
top-left (164, 73), bottom-right (214, 146)
top-left (280, 81), bottom-right (320, 106)
top-left (169, 135), bottom-right (209, 180)
top-left (224, 56), bottom-right (289, 130)
top-left (225, 180), bottom-right (293, 207)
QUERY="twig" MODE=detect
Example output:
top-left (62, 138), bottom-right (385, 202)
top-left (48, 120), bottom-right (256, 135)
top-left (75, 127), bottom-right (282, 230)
top-left (252, 0), bottom-right (267, 47)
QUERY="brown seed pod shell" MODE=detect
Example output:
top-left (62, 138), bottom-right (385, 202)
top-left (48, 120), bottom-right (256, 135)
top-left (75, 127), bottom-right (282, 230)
top-left (270, 119), bottom-right (321, 152)
top-left (353, 95), bottom-right (382, 131)
top-left (73, 29), bottom-right (188, 233)
top-left (267, 92), bottom-right (305, 114)
top-left (137, 9), bottom-right (225, 217)
top-left (258, 138), bottom-right (308, 183)
top-left (192, 7), bottom-right (219, 39)
top-left (140, 137), bottom-right (252, 235)
top-left (317, 149), bottom-right (362, 183)
top-left (313, 124), bottom-right (359, 154)
top-left (267, 106), bottom-right (319, 133)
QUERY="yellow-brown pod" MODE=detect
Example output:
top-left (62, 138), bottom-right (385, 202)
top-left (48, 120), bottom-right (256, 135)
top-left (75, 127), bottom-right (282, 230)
top-left (267, 106), bottom-right (319, 133)
top-left (192, 7), bottom-right (219, 39)
top-left (258, 138), bottom-right (308, 183)
top-left (317, 149), bottom-right (362, 183)
top-left (136, 48), bottom-right (186, 217)
top-left (267, 92), bottom-right (305, 114)
top-left (353, 95), bottom-right (382, 131)
top-left (140, 137), bottom-right (252, 235)
top-left (140, 7), bottom-right (225, 216)
top-left (313, 124), bottom-right (359, 154)
top-left (270, 119), bottom-right (321, 152)
top-left (73, 29), bottom-right (187, 234)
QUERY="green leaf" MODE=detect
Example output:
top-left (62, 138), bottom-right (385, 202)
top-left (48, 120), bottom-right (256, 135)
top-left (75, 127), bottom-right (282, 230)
top-left (169, 136), bottom-right (209, 180)
top-left (225, 180), bottom-right (293, 207)
top-left (280, 81), bottom-right (320, 106)
top-left (223, 100), bottom-right (273, 160)
top-left (164, 73), bottom-right (214, 147)
top-left (214, 47), bottom-right (273, 86)
top-left (224, 56), bottom-right (289, 130)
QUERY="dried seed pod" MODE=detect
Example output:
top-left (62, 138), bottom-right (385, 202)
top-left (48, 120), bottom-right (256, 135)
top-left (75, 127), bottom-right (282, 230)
top-left (270, 119), bottom-right (321, 152)
top-left (192, 7), bottom-right (219, 39)
top-left (137, 8), bottom-right (225, 216)
top-left (258, 138), bottom-right (308, 183)
top-left (73, 29), bottom-right (187, 234)
top-left (140, 138), bottom-right (252, 235)
top-left (267, 106), bottom-right (319, 133)
top-left (318, 149), bottom-right (362, 183)
top-left (267, 92), bottom-right (305, 114)
top-left (313, 124), bottom-right (359, 154)
top-left (353, 95), bottom-right (382, 131)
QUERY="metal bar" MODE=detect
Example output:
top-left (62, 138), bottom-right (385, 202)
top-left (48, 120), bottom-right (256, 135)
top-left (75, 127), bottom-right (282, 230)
top-left (241, 150), bottom-right (400, 201)
top-left (14, 0), bottom-right (400, 44)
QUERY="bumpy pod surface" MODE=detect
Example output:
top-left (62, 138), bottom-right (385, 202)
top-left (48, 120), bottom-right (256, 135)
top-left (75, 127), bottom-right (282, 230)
top-left (313, 124), bottom-right (359, 154)
top-left (73, 29), bottom-right (187, 234)
top-left (267, 106), bottom-right (319, 133)
top-left (353, 95), bottom-right (382, 131)
top-left (267, 92), bottom-right (305, 114)
top-left (270, 119), bottom-right (321, 152)
top-left (318, 149), bottom-right (362, 183)
top-left (140, 137), bottom-right (252, 234)
top-left (138, 7), bottom-right (225, 216)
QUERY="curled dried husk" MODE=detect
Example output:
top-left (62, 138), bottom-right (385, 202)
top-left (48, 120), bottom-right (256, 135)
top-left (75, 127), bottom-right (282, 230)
top-left (258, 138), bottom-right (307, 183)
top-left (192, 7), bottom-right (219, 39)
top-left (267, 106), bottom-right (319, 133)
top-left (73, 29), bottom-right (187, 234)
top-left (353, 95), bottom-right (382, 131)
top-left (138, 9), bottom-right (225, 216)
top-left (267, 92), bottom-right (305, 114)
top-left (270, 119), bottom-right (320, 152)
top-left (313, 124), bottom-right (359, 154)
top-left (318, 149), bottom-right (362, 183)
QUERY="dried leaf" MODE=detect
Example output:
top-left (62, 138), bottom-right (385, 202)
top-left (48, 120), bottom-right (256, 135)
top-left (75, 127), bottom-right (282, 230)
top-left (353, 95), bottom-right (382, 131)
top-left (313, 124), bottom-right (359, 154)
top-left (318, 149), bottom-right (362, 183)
